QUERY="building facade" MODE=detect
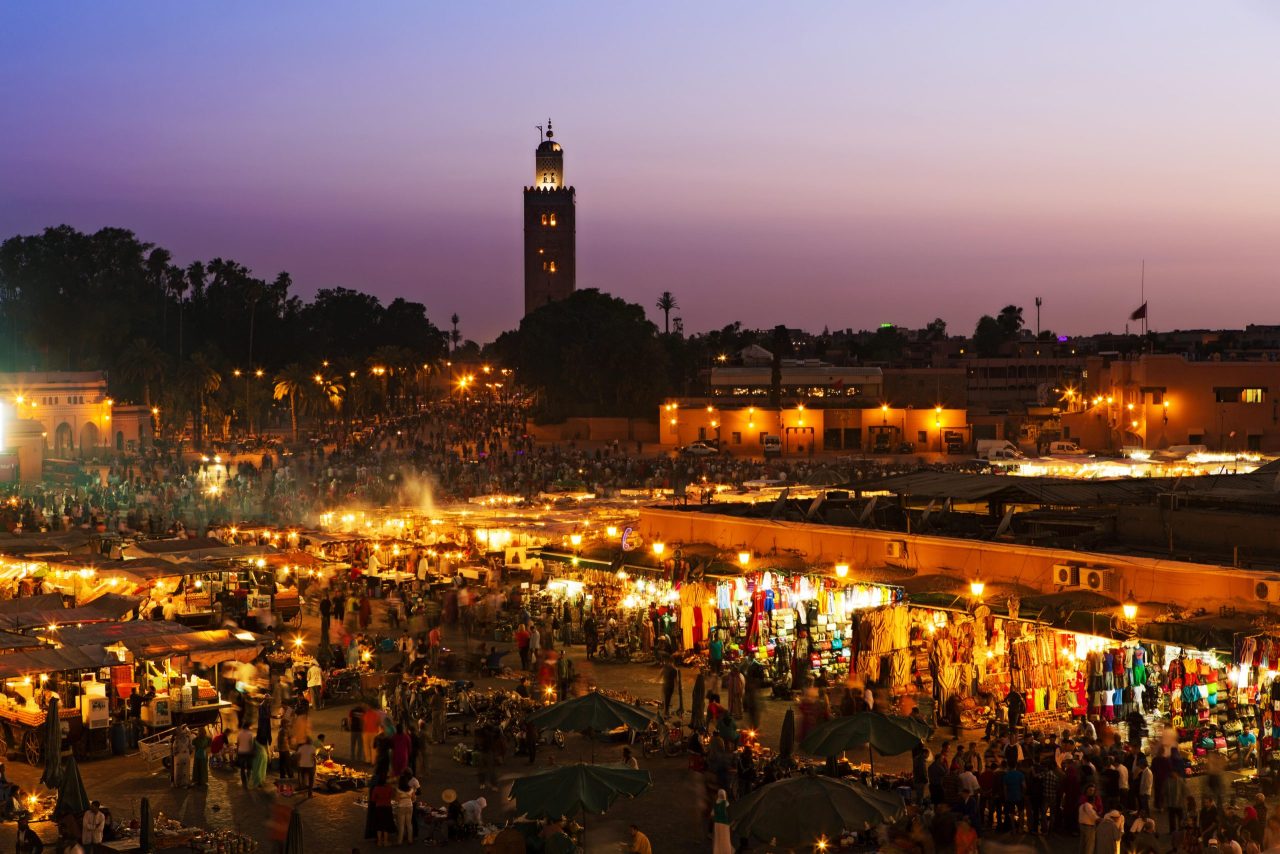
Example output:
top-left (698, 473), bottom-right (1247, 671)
top-left (1064, 353), bottom-right (1280, 452)
top-left (523, 120), bottom-right (576, 315)
top-left (0, 372), bottom-right (152, 460)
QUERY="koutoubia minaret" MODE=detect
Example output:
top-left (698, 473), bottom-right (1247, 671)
top-left (523, 120), bottom-right (576, 315)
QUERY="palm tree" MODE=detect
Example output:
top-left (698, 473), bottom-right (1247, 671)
top-left (273, 364), bottom-right (314, 442)
top-left (114, 338), bottom-right (168, 407)
top-left (449, 314), bottom-right (461, 354)
top-left (656, 291), bottom-right (679, 335)
top-left (176, 354), bottom-right (221, 449)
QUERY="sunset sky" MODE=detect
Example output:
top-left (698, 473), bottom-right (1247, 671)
top-left (4, 2), bottom-right (1280, 342)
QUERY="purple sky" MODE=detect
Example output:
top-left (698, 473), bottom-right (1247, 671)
top-left (4, 3), bottom-right (1280, 342)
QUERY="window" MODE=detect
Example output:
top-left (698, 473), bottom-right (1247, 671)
top-left (731, 432), bottom-right (742, 445)
top-left (542, 261), bottom-right (549, 271)
top-left (917, 430), bottom-right (928, 444)
top-left (1215, 387), bottom-right (1268, 403)
top-left (548, 261), bottom-right (557, 273)
top-left (540, 214), bottom-right (548, 226)
top-left (1248, 434), bottom-right (1263, 451)
top-left (548, 213), bottom-right (557, 227)
top-left (758, 432), bottom-right (769, 445)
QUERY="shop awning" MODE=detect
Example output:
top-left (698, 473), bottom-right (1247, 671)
top-left (0, 632), bottom-right (49, 652)
top-left (123, 537), bottom-right (276, 561)
top-left (1138, 620), bottom-right (1236, 655)
top-left (0, 645), bottom-right (115, 680)
top-left (0, 592), bottom-right (141, 630)
top-left (119, 629), bottom-right (269, 666)
top-left (0, 594), bottom-right (64, 616)
top-left (50, 557), bottom-right (191, 581)
top-left (46, 621), bottom-right (190, 647)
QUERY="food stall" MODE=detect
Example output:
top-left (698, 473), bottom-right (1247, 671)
top-left (0, 644), bottom-right (117, 763)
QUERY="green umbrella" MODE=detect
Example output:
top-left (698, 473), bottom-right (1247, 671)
top-left (779, 708), bottom-right (796, 760)
top-left (801, 711), bottom-right (926, 759)
top-left (690, 673), bottom-right (706, 730)
top-left (525, 690), bottom-right (660, 734)
top-left (53, 756), bottom-right (89, 818)
top-left (39, 694), bottom-right (62, 789)
top-left (283, 807), bottom-right (304, 854)
top-left (509, 763), bottom-right (652, 820)
top-left (140, 797), bottom-right (153, 853)
top-left (729, 773), bottom-right (904, 849)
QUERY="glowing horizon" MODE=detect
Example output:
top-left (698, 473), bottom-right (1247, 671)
top-left (3, 2), bottom-right (1279, 342)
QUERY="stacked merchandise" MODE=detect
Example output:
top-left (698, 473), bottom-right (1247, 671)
top-left (1010, 628), bottom-right (1067, 730)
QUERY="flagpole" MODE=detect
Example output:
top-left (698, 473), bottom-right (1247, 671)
top-left (1140, 260), bottom-right (1147, 337)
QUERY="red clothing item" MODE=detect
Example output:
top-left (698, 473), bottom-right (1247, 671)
top-left (515, 628), bottom-right (531, 650)
top-left (363, 708), bottom-right (381, 734)
top-left (371, 784), bottom-right (395, 807)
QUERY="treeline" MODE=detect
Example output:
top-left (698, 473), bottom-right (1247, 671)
top-left (0, 225), bottom-right (450, 441)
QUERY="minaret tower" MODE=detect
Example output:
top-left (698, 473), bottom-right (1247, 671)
top-left (523, 119), bottom-right (576, 315)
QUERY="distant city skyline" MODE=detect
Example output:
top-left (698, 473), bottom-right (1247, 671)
top-left (3, 2), bottom-right (1280, 342)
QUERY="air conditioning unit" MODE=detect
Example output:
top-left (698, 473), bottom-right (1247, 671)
top-left (1053, 564), bottom-right (1080, 587)
top-left (1254, 580), bottom-right (1280, 603)
top-left (1080, 568), bottom-right (1117, 594)
top-left (884, 541), bottom-right (905, 559)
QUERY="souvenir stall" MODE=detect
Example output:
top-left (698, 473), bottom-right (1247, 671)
top-left (905, 605), bottom-right (1071, 731)
top-left (1230, 633), bottom-right (1280, 769)
top-left (714, 570), bottom-right (906, 682)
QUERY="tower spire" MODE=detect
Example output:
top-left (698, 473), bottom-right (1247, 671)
top-left (546, 118), bottom-right (553, 139)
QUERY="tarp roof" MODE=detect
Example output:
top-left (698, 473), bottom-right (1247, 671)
top-left (0, 592), bottom-right (141, 630)
top-left (0, 645), bottom-right (114, 679)
top-left (48, 620), bottom-right (189, 647)
top-left (124, 538), bottom-right (276, 561)
top-left (0, 594), bottom-right (64, 616)
top-left (119, 629), bottom-right (268, 665)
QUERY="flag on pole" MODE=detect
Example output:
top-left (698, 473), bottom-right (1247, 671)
top-left (1129, 302), bottom-right (1148, 321)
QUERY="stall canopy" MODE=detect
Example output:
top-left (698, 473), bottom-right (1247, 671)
top-left (0, 592), bottom-right (141, 631)
top-left (0, 632), bottom-right (50, 652)
top-left (49, 557), bottom-right (197, 582)
top-left (122, 538), bottom-right (276, 562)
top-left (0, 645), bottom-right (114, 680)
top-left (119, 629), bottom-right (269, 665)
top-left (47, 621), bottom-right (190, 647)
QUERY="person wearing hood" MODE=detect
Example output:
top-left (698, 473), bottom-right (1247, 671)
top-left (1095, 809), bottom-right (1124, 854)
top-left (461, 796), bottom-right (487, 826)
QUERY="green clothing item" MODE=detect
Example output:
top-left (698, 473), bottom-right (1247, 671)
top-left (249, 740), bottom-right (269, 788)
top-left (714, 799), bottom-right (730, 824)
top-left (193, 734), bottom-right (211, 786)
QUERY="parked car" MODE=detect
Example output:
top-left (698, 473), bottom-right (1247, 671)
top-left (680, 441), bottom-right (719, 457)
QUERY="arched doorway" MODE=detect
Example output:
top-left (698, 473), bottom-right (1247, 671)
top-left (79, 422), bottom-right (100, 456)
top-left (115, 431), bottom-right (124, 451)
top-left (54, 423), bottom-right (74, 456)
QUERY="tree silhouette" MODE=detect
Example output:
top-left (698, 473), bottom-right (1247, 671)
top-left (655, 291), bottom-right (679, 335)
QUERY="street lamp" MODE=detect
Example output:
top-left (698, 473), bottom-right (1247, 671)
top-left (1163, 399), bottom-right (1170, 424)
top-left (652, 542), bottom-right (665, 556)
top-left (834, 563), bottom-right (849, 578)
top-left (1122, 596), bottom-right (1139, 621)
top-left (969, 579), bottom-right (985, 598)
top-left (738, 551), bottom-right (751, 566)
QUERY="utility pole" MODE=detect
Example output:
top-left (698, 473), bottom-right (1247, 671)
top-left (1035, 297), bottom-right (1042, 338)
